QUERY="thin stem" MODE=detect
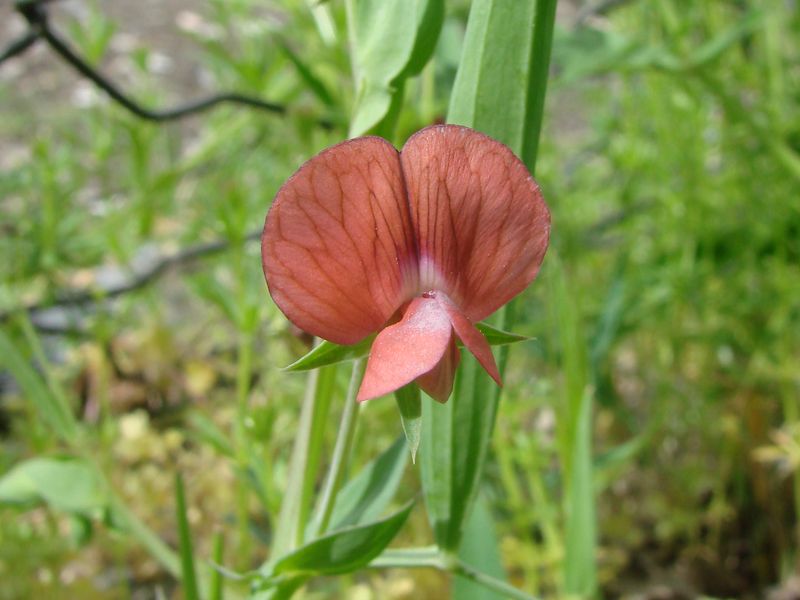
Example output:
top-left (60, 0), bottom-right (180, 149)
top-left (452, 557), bottom-right (541, 600)
top-left (313, 358), bottom-right (366, 535)
top-left (233, 328), bottom-right (255, 564)
top-left (272, 364), bottom-right (325, 556)
top-left (369, 546), bottom-right (443, 570)
top-left (368, 548), bottom-right (541, 600)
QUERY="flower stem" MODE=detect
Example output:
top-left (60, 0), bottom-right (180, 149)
top-left (272, 367), bottom-right (323, 556)
top-left (312, 358), bottom-right (366, 536)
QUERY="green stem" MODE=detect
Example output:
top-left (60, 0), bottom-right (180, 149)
top-left (452, 556), bottom-right (540, 600)
top-left (313, 358), bottom-right (366, 535)
top-left (369, 548), bottom-right (541, 600)
top-left (210, 532), bottom-right (225, 600)
top-left (272, 367), bottom-right (323, 556)
top-left (234, 329), bottom-right (254, 563)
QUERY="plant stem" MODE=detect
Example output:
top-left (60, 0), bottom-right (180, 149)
top-left (234, 328), bottom-right (254, 564)
top-left (313, 358), bottom-right (366, 535)
top-left (451, 556), bottom-right (541, 600)
top-left (369, 548), bottom-right (541, 600)
top-left (272, 367), bottom-right (323, 556)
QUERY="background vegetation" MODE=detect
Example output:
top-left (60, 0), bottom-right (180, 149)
top-left (1, 0), bottom-right (798, 598)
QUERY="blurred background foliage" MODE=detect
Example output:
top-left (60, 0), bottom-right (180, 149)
top-left (0, 0), bottom-right (798, 598)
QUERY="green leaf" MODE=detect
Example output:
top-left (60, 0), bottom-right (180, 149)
top-left (394, 385), bottom-right (422, 462)
top-left (283, 337), bottom-right (373, 371)
top-left (0, 457), bottom-right (106, 515)
top-left (278, 39), bottom-right (336, 108)
top-left (448, 0), bottom-right (556, 167)
top-left (474, 322), bottom-right (530, 346)
top-left (455, 493), bottom-right (508, 600)
top-left (420, 0), bottom-right (558, 557)
top-left (420, 360), bottom-right (499, 551)
top-left (548, 254), bottom-right (597, 596)
top-left (448, 1), bottom-right (537, 151)
top-left (399, 0), bottom-right (445, 79)
top-left (564, 389), bottom-right (596, 595)
top-left (272, 501), bottom-right (414, 576)
top-left (328, 436), bottom-right (408, 530)
top-left (175, 473), bottom-right (201, 600)
top-left (349, 0), bottom-right (444, 136)
top-left (0, 327), bottom-right (78, 443)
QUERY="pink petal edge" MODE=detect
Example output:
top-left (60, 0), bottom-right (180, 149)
top-left (357, 296), bottom-right (453, 402)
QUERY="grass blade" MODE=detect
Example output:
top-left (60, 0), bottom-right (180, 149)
top-left (175, 473), bottom-right (201, 600)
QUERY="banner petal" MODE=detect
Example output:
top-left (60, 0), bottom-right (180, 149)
top-left (262, 137), bottom-right (418, 344)
top-left (401, 125), bottom-right (550, 323)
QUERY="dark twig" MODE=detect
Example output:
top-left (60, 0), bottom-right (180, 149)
top-left (0, 230), bottom-right (261, 326)
top-left (9, 0), bottom-right (334, 127)
top-left (0, 29), bottom-right (39, 65)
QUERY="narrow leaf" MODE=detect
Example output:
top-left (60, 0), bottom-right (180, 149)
top-left (549, 254), bottom-right (597, 596)
top-left (0, 328), bottom-right (78, 443)
top-left (273, 502), bottom-right (414, 576)
top-left (421, 0), bottom-right (558, 559)
top-left (448, 1), bottom-right (538, 151)
top-left (564, 389), bottom-right (596, 595)
top-left (278, 40), bottom-right (336, 107)
top-left (175, 473), bottom-right (201, 600)
top-left (283, 337), bottom-right (373, 372)
top-left (329, 436), bottom-right (408, 530)
top-left (394, 385), bottom-right (422, 462)
top-left (455, 493), bottom-right (508, 600)
top-left (474, 322), bottom-right (531, 346)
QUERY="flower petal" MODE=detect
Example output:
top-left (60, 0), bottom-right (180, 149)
top-left (262, 137), bottom-right (418, 344)
top-left (357, 296), bottom-right (452, 402)
top-left (400, 125), bottom-right (551, 322)
top-left (415, 337), bottom-right (460, 403)
top-left (435, 293), bottom-right (501, 386)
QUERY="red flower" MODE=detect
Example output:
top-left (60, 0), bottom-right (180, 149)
top-left (262, 125), bottom-right (550, 402)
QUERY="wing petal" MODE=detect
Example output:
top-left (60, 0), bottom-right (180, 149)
top-left (357, 296), bottom-right (452, 402)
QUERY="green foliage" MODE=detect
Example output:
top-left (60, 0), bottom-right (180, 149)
top-left (1, 0), bottom-right (799, 598)
top-left (283, 337), bottom-right (374, 371)
top-left (349, 0), bottom-right (444, 136)
top-left (327, 436), bottom-right (408, 530)
top-left (394, 385), bottom-right (422, 462)
top-left (0, 457), bottom-right (106, 515)
top-left (175, 473), bottom-right (202, 600)
top-left (265, 501), bottom-right (413, 578)
top-left (455, 493), bottom-right (508, 600)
